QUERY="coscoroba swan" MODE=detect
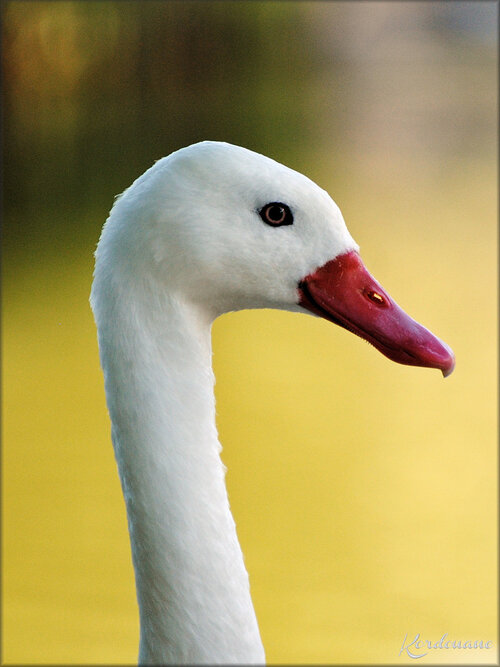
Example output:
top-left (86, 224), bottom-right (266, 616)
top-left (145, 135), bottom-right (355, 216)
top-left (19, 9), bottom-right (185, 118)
top-left (90, 141), bottom-right (454, 664)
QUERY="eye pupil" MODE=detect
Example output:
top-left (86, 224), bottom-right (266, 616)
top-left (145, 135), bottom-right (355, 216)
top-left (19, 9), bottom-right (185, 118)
top-left (259, 202), bottom-right (293, 227)
top-left (268, 205), bottom-right (284, 222)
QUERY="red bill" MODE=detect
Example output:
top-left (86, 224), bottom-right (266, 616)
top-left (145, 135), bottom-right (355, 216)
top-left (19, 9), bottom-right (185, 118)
top-left (298, 251), bottom-right (455, 377)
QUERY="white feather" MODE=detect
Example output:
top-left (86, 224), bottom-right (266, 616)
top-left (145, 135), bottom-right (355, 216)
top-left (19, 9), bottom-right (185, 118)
top-left (90, 141), bottom-right (358, 664)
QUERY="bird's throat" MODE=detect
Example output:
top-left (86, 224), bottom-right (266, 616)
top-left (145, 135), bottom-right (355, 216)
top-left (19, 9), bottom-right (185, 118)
top-left (95, 286), bottom-right (265, 664)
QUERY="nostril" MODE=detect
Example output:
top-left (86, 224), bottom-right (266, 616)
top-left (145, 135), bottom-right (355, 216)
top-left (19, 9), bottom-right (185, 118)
top-left (364, 289), bottom-right (387, 307)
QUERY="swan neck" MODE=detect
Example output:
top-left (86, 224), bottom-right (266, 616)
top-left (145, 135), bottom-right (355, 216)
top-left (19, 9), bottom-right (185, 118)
top-left (95, 287), bottom-right (264, 664)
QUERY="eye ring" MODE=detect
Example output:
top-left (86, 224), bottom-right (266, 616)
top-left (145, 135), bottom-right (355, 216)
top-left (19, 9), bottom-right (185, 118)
top-left (259, 202), bottom-right (293, 227)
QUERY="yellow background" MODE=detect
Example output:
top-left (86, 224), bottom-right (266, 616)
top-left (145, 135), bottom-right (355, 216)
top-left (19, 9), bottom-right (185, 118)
top-left (3, 2), bottom-right (497, 664)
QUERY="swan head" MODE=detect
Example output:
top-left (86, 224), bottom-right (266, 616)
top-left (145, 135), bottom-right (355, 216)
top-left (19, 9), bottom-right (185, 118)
top-left (96, 141), bottom-right (454, 376)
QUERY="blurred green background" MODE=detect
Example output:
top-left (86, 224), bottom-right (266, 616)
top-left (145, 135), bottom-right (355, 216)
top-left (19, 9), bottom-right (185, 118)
top-left (2, 1), bottom-right (497, 664)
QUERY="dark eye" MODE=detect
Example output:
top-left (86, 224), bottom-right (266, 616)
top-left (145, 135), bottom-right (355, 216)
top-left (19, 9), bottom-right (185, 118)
top-left (259, 202), bottom-right (293, 227)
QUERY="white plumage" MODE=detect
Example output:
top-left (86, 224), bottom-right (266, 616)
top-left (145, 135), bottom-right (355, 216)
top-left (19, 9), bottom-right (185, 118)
top-left (90, 141), bottom-right (453, 664)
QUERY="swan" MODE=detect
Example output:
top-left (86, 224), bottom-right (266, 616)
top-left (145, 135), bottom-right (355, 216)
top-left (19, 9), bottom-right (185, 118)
top-left (90, 141), bottom-right (454, 664)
